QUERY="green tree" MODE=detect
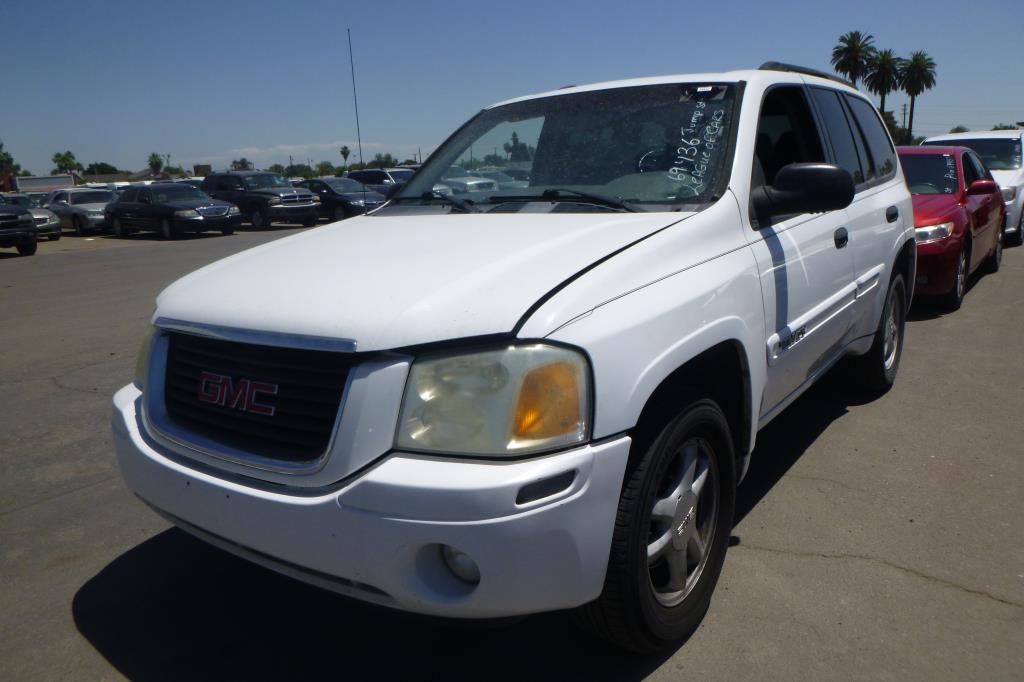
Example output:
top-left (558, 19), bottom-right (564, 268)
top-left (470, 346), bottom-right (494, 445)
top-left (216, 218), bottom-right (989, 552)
top-left (949, 125), bottom-right (969, 134)
top-left (864, 49), bottom-right (904, 115)
top-left (831, 31), bottom-right (876, 87)
top-left (315, 161), bottom-right (336, 176)
top-left (164, 165), bottom-right (184, 176)
top-left (367, 153), bottom-right (397, 169)
top-left (0, 140), bottom-right (27, 176)
top-left (230, 158), bottom-right (254, 171)
top-left (992, 123), bottom-right (1019, 130)
top-left (147, 153), bottom-right (164, 174)
top-left (284, 163), bottom-right (313, 178)
top-left (339, 145), bottom-right (351, 168)
top-left (900, 51), bottom-right (937, 143)
top-left (51, 150), bottom-right (82, 174)
top-left (84, 161), bottom-right (120, 175)
top-left (266, 163), bottom-right (286, 175)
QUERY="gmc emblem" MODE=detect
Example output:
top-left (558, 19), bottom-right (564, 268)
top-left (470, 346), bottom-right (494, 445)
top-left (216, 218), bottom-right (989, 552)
top-left (197, 371), bottom-right (278, 416)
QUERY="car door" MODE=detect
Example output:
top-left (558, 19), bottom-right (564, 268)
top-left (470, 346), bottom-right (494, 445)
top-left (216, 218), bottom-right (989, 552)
top-left (49, 191), bottom-right (71, 227)
top-left (745, 85), bottom-right (857, 419)
top-left (835, 92), bottom-right (911, 342)
top-left (964, 151), bottom-right (998, 266)
top-left (307, 181), bottom-right (331, 217)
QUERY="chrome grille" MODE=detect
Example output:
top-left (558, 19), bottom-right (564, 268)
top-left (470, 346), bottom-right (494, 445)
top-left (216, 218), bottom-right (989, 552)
top-left (197, 205), bottom-right (229, 217)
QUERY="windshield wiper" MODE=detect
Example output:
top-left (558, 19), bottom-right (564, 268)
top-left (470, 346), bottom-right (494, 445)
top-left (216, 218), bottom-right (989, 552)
top-left (484, 188), bottom-right (639, 212)
top-left (389, 191), bottom-right (475, 212)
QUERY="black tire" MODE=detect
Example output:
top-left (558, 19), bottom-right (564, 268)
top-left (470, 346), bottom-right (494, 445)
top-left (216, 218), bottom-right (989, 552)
top-left (333, 206), bottom-right (348, 221)
top-left (1008, 214), bottom-right (1024, 247)
top-left (575, 396), bottom-right (735, 653)
top-left (73, 215), bottom-right (85, 236)
top-left (850, 273), bottom-right (907, 392)
top-left (16, 238), bottom-right (37, 256)
top-left (159, 218), bottom-right (175, 240)
top-left (941, 247), bottom-right (968, 311)
top-left (250, 207), bottom-right (270, 229)
top-left (48, 233), bottom-right (61, 241)
top-left (302, 216), bottom-right (318, 227)
top-left (220, 226), bottom-right (235, 236)
top-left (985, 234), bottom-right (1002, 273)
top-left (112, 217), bottom-right (127, 238)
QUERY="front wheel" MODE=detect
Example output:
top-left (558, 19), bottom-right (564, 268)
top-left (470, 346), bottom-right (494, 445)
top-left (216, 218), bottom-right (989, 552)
top-left (302, 216), bottom-right (318, 227)
top-left (941, 248), bottom-right (967, 311)
top-left (250, 207), bottom-right (270, 229)
top-left (48, 232), bottom-right (61, 241)
top-left (73, 216), bottom-right (85, 236)
top-left (16, 239), bottom-right (38, 256)
top-left (575, 396), bottom-right (735, 653)
top-left (1008, 213), bottom-right (1024, 247)
top-left (112, 217), bottom-right (127, 238)
top-left (159, 218), bottom-right (175, 240)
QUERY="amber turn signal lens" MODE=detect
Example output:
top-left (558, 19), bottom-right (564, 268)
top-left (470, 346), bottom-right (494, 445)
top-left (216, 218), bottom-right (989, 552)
top-left (511, 361), bottom-right (581, 440)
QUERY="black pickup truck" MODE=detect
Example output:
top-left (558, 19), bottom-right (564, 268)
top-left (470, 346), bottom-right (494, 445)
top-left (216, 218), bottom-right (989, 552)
top-left (0, 204), bottom-right (37, 256)
top-left (201, 171), bottom-right (320, 228)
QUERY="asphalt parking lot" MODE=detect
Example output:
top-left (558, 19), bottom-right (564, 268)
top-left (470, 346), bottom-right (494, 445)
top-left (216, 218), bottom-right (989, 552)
top-left (1, 227), bottom-right (1022, 680)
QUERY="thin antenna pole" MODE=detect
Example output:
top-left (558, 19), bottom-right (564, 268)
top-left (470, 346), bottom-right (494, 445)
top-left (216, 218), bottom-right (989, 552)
top-left (348, 28), bottom-right (364, 167)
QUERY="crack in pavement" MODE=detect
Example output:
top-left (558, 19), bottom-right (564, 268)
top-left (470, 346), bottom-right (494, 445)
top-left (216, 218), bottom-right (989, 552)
top-left (0, 475), bottom-right (117, 518)
top-left (737, 542), bottom-right (1024, 610)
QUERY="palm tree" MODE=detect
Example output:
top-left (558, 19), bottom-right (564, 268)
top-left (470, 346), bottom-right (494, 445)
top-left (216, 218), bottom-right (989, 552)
top-left (864, 49), bottom-right (904, 115)
top-left (831, 31), bottom-right (876, 87)
top-left (339, 145), bottom-right (350, 168)
top-left (51, 150), bottom-right (81, 174)
top-left (900, 51), bottom-right (937, 143)
top-left (147, 153), bottom-right (164, 175)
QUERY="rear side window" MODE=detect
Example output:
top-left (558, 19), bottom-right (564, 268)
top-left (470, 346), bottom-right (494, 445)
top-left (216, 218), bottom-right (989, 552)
top-left (810, 88), bottom-right (864, 186)
top-left (121, 188), bottom-right (138, 202)
top-left (844, 95), bottom-right (897, 180)
top-left (961, 153), bottom-right (981, 186)
top-left (966, 152), bottom-right (991, 182)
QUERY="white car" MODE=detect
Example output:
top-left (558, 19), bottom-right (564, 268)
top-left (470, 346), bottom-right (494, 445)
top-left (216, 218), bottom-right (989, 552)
top-left (923, 130), bottom-right (1024, 245)
top-left (113, 63), bottom-right (914, 652)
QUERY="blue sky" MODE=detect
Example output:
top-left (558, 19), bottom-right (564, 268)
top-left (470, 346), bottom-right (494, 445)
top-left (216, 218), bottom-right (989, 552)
top-left (2, 0), bottom-right (1021, 175)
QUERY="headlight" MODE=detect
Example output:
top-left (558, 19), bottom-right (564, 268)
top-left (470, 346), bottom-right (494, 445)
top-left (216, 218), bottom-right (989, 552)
top-left (88, 209), bottom-right (104, 216)
top-left (351, 199), bottom-right (365, 206)
top-left (19, 212), bottom-right (32, 222)
top-left (228, 206), bottom-right (240, 215)
top-left (268, 197), bottom-right (282, 205)
top-left (134, 329), bottom-right (155, 389)
top-left (915, 222), bottom-right (953, 243)
top-left (310, 195), bottom-right (320, 203)
top-left (396, 344), bottom-right (591, 456)
top-left (47, 214), bottom-right (60, 225)
top-left (1002, 187), bottom-right (1017, 202)
top-left (174, 209), bottom-right (200, 218)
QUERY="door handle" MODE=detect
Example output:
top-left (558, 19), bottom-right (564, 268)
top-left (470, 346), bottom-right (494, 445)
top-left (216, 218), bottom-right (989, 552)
top-left (886, 206), bottom-right (899, 223)
top-left (834, 227), bottom-right (849, 249)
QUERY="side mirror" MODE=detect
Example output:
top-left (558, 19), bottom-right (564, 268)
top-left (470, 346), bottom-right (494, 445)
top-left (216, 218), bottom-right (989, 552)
top-left (752, 163), bottom-right (854, 221)
top-left (967, 179), bottom-right (999, 196)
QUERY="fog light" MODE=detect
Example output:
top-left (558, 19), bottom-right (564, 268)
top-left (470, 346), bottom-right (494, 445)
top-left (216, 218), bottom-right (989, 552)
top-left (440, 545), bottom-right (480, 585)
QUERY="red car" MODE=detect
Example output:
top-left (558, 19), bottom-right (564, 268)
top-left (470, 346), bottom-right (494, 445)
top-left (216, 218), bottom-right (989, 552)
top-left (898, 146), bottom-right (1005, 310)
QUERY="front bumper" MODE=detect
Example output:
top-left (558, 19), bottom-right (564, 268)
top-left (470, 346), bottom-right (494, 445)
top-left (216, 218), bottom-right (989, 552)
top-left (34, 220), bottom-right (61, 237)
top-left (83, 213), bottom-right (107, 228)
top-left (914, 236), bottom-right (963, 295)
top-left (112, 384), bottom-right (629, 618)
top-left (268, 204), bottom-right (319, 223)
top-left (173, 215), bottom-right (243, 232)
top-left (0, 226), bottom-right (36, 247)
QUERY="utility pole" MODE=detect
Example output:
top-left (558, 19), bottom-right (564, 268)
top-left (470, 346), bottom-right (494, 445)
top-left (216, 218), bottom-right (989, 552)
top-left (348, 28), bottom-right (364, 167)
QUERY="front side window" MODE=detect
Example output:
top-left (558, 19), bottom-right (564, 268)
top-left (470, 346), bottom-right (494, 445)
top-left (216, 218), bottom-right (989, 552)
top-left (152, 187), bottom-right (210, 203)
top-left (391, 82), bottom-right (738, 212)
top-left (326, 178), bottom-right (365, 193)
top-left (899, 153), bottom-right (958, 194)
top-left (753, 86), bottom-right (824, 189)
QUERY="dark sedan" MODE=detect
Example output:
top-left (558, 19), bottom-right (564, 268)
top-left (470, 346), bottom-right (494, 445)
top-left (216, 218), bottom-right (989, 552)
top-left (298, 177), bottom-right (387, 221)
top-left (106, 183), bottom-right (242, 239)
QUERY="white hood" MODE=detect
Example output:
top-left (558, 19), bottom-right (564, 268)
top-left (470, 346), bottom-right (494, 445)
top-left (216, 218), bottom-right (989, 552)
top-left (989, 169), bottom-right (1023, 189)
top-left (156, 211), bottom-right (689, 351)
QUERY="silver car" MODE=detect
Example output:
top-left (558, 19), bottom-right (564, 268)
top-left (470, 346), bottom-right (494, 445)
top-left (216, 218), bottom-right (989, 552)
top-left (45, 188), bottom-right (115, 235)
top-left (0, 193), bottom-right (62, 240)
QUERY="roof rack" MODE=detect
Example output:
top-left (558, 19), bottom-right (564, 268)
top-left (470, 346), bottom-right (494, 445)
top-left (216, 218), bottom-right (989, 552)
top-left (758, 62), bottom-right (853, 87)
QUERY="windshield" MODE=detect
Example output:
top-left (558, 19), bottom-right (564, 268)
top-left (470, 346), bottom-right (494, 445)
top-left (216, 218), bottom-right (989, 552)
top-left (71, 190), bottom-right (114, 204)
top-left (242, 174), bottom-right (291, 189)
top-left (900, 153), bottom-right (958, 195)
top-left (388, 169), bottom-right (415, 182)
top-left (326, 178), bottom-right (368, 193)
top-left (391, 82), bottom-right (737, 212)
top-left (152, 187), bottom-right (210, 203)
top-left (2, 195), bottom-right (33, 208)
top-left (925, 138), bottom-right (1022, 171)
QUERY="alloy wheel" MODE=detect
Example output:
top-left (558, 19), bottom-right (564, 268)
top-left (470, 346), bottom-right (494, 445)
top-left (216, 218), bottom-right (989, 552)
top-left (647, 438), bottom-right (718, 607)
top-left (883, 287), bottom-right (902, 371)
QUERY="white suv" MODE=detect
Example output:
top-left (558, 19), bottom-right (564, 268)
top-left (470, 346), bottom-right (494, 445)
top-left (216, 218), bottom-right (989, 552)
top-left (922, 130), bottom-right (1024, 245)
top-left (113, 63), bottom-right (914, 652)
